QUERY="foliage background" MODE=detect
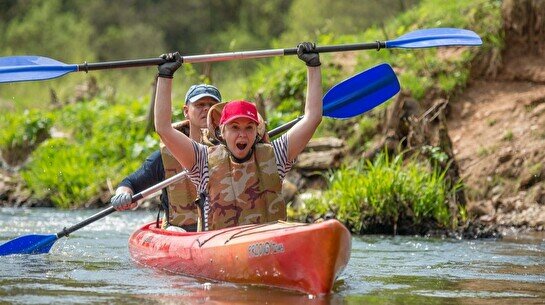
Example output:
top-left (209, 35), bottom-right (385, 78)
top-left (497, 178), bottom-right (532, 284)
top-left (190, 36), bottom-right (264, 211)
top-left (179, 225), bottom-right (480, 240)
top-left (0, 0), bottom-right (419, 108)
top-left (0, 0), bottom-right (503, 231)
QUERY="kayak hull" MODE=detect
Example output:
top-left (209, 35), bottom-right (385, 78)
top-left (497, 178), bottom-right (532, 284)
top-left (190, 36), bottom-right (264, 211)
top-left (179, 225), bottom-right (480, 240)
top-left (128, 220), bottom-right (351, 295)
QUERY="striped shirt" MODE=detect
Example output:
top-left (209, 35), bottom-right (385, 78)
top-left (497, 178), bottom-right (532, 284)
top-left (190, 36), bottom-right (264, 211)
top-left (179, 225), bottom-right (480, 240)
top-left (188, 134), bottom-right (294, 229)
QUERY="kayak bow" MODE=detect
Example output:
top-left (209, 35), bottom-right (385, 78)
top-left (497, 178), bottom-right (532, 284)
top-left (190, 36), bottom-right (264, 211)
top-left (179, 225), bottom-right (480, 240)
top-left (128, 219), bottom-right (351, 295)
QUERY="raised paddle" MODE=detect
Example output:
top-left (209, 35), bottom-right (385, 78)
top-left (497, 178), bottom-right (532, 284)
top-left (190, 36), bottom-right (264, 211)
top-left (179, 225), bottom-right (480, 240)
top-left (0, 63), bottom-right (400, 256)
top-left (0, 28), bottom-right (481, 84)
top-left (269, 63), bottom-right (399, 135)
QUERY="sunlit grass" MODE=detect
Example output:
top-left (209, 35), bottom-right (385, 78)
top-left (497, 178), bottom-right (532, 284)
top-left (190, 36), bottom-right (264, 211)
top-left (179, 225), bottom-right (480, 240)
top-left (297, 150), bottom-right (454, 233)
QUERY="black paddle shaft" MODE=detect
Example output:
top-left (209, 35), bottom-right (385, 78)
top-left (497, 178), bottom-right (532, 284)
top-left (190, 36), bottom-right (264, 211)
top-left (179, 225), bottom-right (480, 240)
top-left (56, 206), bottom-right (116, 238)
top-left (78, 58), bottom-right (165, 72)
top-left (76, 42), bottom-right (387, 72)
top-left (283, 41), bottom-right (386, 55)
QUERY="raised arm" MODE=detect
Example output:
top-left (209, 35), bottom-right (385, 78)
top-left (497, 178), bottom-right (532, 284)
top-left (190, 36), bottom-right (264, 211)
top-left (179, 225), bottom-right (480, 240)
top-left (286, 43), bottom-right (323, 160)
top-left (154, 52), bottom-right (197, 170)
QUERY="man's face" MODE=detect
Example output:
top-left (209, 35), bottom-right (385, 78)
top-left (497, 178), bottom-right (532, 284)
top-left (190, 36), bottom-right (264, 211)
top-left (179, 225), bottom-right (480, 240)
top-left (184, 97), bottom-right (217, 128)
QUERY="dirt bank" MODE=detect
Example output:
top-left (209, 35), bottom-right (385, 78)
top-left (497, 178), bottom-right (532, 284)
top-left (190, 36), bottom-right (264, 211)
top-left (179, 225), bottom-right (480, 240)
top-left (448, 0), bottom-right (545, 233)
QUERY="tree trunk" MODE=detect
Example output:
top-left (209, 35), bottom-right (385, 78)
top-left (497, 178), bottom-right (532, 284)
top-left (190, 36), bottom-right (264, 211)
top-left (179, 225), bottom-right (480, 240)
top-left (146, 76), bottom-right (158, 134)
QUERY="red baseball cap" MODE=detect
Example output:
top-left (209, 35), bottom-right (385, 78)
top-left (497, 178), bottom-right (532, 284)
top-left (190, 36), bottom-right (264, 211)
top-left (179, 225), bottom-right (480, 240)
top-left (220, 100), bottom-right (259, 125)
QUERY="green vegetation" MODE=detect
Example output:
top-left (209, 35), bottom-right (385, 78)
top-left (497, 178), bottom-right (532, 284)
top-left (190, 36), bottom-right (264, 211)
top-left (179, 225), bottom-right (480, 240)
top-left (528, 163), bottom-right (543, 177)
top-left (244, 56), bottom-right (345, 131)
top-left (254, 0), bottom-right (503, 142)
top-left (477, 146), bottom-right (491, 157)
top-left (0, 110), bottom-right (53, 165)
top-left (502, 129), bottom-right (514, 141)
top-left (486, 118), bottom-right (497, 126)
top-left (283, 0), bottom-right (502, 231)
top-left (295, 151), bottom-right (454, 233)
top-left (351, 0), bottom-right (501, 99)
top-left (9, 97), bottom-right (162, 208)
top-left (345, 116), bottom-right (379, 154)
top-left (0, 0), bottom-right (419, 109)
top-left (0, 0), bottom-right (504, 234)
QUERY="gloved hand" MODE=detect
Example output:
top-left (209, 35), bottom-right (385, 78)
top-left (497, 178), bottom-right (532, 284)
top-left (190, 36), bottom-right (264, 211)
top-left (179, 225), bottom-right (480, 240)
top-left (297, 42), bottom-right (321, 67)
top-left (158, 52), bottom-right (183, 78)
top-left (110, 192), bottom-right (135, 211)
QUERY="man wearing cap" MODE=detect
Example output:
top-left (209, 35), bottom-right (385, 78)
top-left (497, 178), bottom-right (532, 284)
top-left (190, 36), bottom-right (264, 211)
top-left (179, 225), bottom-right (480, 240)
top-left (154, 42), bottom-right (322, 231)
top-left (110, 84), bottom-right (221, 232)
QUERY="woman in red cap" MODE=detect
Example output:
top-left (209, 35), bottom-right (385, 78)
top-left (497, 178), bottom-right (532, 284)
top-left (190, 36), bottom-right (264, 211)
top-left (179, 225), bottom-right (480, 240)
top-left (154, 42), bottom-right (322, 231)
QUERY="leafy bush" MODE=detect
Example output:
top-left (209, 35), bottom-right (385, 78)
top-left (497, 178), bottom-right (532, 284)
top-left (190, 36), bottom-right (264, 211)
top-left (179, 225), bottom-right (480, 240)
top-left (299, 150), bottom-right (454, 233)
top-left (0, 110), bottom-right (53, 166)
top-left (19, 97), bottom-right (159, 208)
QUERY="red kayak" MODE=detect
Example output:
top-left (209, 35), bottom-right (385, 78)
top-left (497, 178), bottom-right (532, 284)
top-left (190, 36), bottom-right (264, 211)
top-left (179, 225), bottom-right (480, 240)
top-left (128, 219), bottom-right (351, 295)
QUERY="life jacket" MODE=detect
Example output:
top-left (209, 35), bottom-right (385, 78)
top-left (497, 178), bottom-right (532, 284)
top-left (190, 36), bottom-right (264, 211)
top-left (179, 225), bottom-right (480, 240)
top-left (206, 143), bottom-right (286, 231)
top-left (160, 120), bottom-right (216, 230)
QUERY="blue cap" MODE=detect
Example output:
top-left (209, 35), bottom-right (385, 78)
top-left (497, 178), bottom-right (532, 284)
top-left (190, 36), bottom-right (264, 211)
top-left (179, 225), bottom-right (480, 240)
top-left (185, 84), bottom-right (222, 104)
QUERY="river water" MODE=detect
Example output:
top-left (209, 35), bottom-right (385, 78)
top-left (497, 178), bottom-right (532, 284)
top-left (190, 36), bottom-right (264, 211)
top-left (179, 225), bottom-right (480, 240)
top-left (0, 207), bottom-right (544, 305)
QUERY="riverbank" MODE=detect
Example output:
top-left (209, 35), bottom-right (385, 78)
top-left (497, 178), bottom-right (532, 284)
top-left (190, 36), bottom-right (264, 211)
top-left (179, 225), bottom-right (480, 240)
top-left (447, 0), bottom-right (545, 235)
top-left (0, 154), bottom-right (537, 240)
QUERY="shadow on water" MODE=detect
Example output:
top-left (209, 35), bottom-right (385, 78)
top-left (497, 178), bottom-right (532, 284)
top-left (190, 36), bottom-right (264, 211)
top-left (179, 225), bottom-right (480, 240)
top-left (1, 208), bottom-right (544, 304)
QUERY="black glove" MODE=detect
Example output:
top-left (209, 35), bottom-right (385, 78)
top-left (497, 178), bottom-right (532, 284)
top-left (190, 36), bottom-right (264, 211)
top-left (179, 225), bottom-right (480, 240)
top-left (297, 42), bottom-right (321, 67)
top-left (158, 52), bottom-right (182, 78)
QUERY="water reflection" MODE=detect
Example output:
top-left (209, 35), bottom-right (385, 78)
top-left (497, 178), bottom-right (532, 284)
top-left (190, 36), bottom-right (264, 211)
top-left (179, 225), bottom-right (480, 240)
top-left (134, 284), bottom-right (344, 305)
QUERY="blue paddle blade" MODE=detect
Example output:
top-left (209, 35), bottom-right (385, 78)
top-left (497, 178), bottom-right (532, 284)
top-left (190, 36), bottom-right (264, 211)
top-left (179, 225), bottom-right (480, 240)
top-left (323, 63), bottom-right (400, 119)
top-left (0, 234), bottom-right (58, 256)
top-left (386, 28), bottom-right (482, 49)
top-left (0, 56), bottom-right (78, 83)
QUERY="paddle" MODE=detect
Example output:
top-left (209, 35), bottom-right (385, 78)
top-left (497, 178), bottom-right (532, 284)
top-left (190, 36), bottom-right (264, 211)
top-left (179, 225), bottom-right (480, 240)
top-left (269, 63), bottom-right (400, 135)
top-left (0, 63), bottom-right (400, 256)
top-left (0, 28), bottom-right (481, 83)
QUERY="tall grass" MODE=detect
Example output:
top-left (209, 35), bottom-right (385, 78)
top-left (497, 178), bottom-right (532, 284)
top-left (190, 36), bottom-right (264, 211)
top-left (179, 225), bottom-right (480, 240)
top-left (300, 151), bottom-right (453, 233)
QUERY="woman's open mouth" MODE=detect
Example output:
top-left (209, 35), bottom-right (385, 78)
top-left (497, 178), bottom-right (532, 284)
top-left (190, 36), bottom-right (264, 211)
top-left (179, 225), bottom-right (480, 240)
top-left (236, 143), bottom-right (248, 150)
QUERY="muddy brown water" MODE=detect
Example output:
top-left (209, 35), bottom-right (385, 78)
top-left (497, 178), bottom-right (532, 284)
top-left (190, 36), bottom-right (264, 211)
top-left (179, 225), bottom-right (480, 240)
top-left (1, 208), bottom-right (544, 305)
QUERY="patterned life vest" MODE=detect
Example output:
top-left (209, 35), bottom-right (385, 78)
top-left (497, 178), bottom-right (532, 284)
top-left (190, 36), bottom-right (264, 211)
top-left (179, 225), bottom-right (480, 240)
top-left (160, 143), bottom-right (199, 229)
top-left (206, 143), bottom-right (286, 230)
top-left (160, 121), bottom-right (216, 230)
